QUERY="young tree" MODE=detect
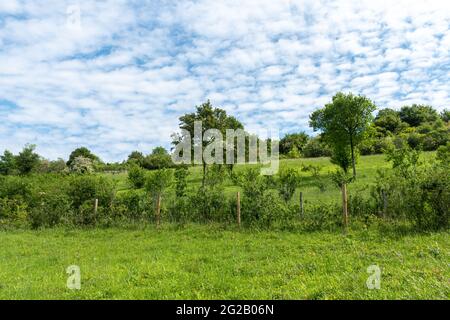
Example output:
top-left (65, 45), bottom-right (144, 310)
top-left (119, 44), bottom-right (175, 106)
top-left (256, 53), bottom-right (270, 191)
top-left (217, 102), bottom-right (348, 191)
top-left (128, 164), bottom-right (146, 189)
top-left (175, 100), bottom-right (243, 187)
top-left (15, 144), bottom-right (40, 175)
top-left (310, 92), bottom-right (377, 178)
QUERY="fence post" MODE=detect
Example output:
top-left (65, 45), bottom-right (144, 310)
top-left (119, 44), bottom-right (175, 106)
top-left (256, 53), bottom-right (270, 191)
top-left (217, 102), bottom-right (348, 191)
top-left (341, 183), bottom-right (348, 233)
top-left (382, 190), bottom-right (388, 218)
top-left (156, 193), bottom-right (161, 228)
top-left (299, 191), bottom-right (304, 217)
top-left (237, 191), bottom-right (241, 229)
top-left (94, 198), bottom-right (98, 216)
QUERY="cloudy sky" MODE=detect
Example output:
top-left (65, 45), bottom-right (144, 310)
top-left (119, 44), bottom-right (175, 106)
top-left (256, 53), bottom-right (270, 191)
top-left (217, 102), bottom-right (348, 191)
top-left (0, 0), bottom-right (449, 162)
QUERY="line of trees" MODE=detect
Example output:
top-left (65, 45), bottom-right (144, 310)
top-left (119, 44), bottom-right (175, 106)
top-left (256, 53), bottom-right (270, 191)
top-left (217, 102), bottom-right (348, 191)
top-left (1, 93), bottom-right (448, 180)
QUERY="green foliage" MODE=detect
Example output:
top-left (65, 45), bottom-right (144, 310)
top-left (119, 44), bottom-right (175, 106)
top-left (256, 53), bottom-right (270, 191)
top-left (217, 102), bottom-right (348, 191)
top-left (143, 147), bottom-right (174, 170)
top-left (69, 156), bottom-right (95, 174)
top-left (280, 132), bottom-right (309, 156)
top-left (310, 92), bottom-right (377, 177)
top-left (373, 150), bottom-right (449, 230)
top-left (127, 164), bottom-right (146, 189)
top-left (436, 142), bottom-right (450, 166)
top-left (374, 108), bottom-right (404, 135)
top-left (174, 166), bottom-right (189, 198)
top-left (0, 150), bottom-right (17, 175)
top-left (302, 136), bottom-right (332, 158)
top-left (399, 104), bottom-right (439, 127)
top-left (277, 168), bottom-right (300, 202)
top-left (65, 175), bottom-right (116, 210)
top-left (67, 147), bottom-right (100, 167)
top-left (15, 144), bottom-right (40, 175)
top-left (145, 169), bottom-right (173, 196)
top-left (112, 190), bottom-right (152, 222)
top-left (127, 151), bottom-right (145, 167)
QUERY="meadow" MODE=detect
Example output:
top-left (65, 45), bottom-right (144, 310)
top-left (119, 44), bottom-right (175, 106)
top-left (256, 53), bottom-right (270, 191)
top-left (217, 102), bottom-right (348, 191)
top-left (0, 153), bottom-right (448, 300)
top-left (0, 226), bottom-right (448, 299)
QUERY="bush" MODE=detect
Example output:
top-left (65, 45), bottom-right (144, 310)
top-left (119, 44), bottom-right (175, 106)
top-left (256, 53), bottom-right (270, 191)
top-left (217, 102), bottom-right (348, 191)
top-left (128, 165), bottom-right (146, 189)
top-left (65, 175), bottom-right (116, 210)
top-left (373, 151), bottom-right (449, 230)
top-left (277, 168), bottom-right (300, 202)
top-left (112, 190), bottom-right (153, 222)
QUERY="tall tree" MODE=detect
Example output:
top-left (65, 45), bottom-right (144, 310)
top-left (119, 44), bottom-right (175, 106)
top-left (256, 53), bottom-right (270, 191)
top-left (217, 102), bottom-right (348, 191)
top-left (310, 92), bottom-right (377, 178)
top-left (176, 100), bottom-right (243, 187)
top-left (0, 150), bottom-right (16, 175)
top-left (399, 104), bottom-right (439, 127)
top-left (15, 144), bottom-right (41, 175)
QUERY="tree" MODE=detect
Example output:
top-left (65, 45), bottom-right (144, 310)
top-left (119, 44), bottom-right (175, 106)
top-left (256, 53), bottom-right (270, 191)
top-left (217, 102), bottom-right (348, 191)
top-left (176, 100), bottom-right (243, 187)
top-left (0, 150), bottom-right (16, 175)
top-left (279, 132), bottom-right (309, 156)
top-left (143, 147), bottom-right (173, 170)
top-left (70, 156), bottom-right (94, 174)
top-left (127, 151), bottom-right (145, 167)
top-left (67, 147), bottom-right (100, 167)
top-left (15, 144), bottom-right (40, 175)
top-left (277, 168), bottom-right (300, 202)
top-left (302, 135), bottom-right (332, 158)
top-left (373, 108), bottom-right (404, 135)
top-left (399, 104), bottom-right (439, 127)
top-left (441, 109), bottom-right (450, 123)
top-left (310, 92), bottom-right (377, 178)
top-left (128, 164), bottom-right (146, 189)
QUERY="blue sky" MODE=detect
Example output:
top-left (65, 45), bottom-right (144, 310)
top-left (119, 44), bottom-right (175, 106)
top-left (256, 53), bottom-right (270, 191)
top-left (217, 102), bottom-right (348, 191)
top-left (0, 0), bottom-right (449, 162)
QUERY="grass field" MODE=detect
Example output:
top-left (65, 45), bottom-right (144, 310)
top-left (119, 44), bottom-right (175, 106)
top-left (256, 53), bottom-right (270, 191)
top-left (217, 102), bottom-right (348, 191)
top-left (0, 225), bottom-right (448, 299)
top-left (0, 153), bottom-right (448, 300)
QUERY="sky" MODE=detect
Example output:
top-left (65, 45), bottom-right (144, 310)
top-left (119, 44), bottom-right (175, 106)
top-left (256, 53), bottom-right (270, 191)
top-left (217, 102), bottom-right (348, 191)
top-left (0, 0), bottom-right (449, 162)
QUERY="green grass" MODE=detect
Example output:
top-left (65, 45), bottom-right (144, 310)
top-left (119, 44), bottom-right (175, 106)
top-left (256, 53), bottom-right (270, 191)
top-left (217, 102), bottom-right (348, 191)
top-left (0, 225), bottom-right (448, 299)
top-left (1, 153), bottom-right (447, 300)
top-left (113, 153), bottom-right (437, 204)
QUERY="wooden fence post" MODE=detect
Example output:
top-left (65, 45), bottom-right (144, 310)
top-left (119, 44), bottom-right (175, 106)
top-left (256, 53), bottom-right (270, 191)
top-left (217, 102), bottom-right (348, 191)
top-left (299, 191), bottom-right (304, 217)
top-left (156, 193), bottom-right (161, 228)
top-left (237, 191), bottom-right (241, 229)
top-left (382, 190), bottom-right (388, 219)
top-left (94, 198), bottom-right (98, 216)
top-left (341, 183), bottom-right (348, 233)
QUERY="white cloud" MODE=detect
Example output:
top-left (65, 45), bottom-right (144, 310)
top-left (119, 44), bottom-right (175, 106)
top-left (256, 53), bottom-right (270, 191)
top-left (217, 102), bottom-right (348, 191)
top-left (0, 0), bottom-right (449, 161)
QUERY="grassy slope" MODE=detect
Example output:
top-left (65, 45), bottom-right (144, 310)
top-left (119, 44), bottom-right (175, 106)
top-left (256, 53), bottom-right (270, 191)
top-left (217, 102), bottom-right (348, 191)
top-left (0, 153), bottom-right (447, 300)
top-left (0, 226), bottom-right (448, 299)
top-left (113, 153), bottom-right (436, 204)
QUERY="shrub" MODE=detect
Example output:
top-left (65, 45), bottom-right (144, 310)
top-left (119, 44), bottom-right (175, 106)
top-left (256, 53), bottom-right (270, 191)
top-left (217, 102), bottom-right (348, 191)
top-left (112, 190), bottom-right (153, 222)
top-left (277, 168), bottom-right (300, 202)
top-left (128, 164), bottom-right (146, 189)
top-left (65, 175), bottom-right (116, 212)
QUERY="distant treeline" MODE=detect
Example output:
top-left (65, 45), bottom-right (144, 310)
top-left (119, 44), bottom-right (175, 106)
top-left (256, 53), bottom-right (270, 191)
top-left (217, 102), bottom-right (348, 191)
top-left (280, 104), bottom-right (449, 158)
top-left (0, 99), bottom-right (449, 176)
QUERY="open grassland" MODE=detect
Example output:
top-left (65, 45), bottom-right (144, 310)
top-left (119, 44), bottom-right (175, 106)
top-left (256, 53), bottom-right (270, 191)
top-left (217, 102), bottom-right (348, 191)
top-left (0, 225), bottom-right (448, 300)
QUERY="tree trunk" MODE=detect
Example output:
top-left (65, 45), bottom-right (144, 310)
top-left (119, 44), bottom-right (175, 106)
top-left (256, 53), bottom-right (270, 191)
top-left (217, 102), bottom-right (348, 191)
top-left (341, 183), bottom-right (349, 233)
top-left (350, 136), bottom-right (356, 179)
